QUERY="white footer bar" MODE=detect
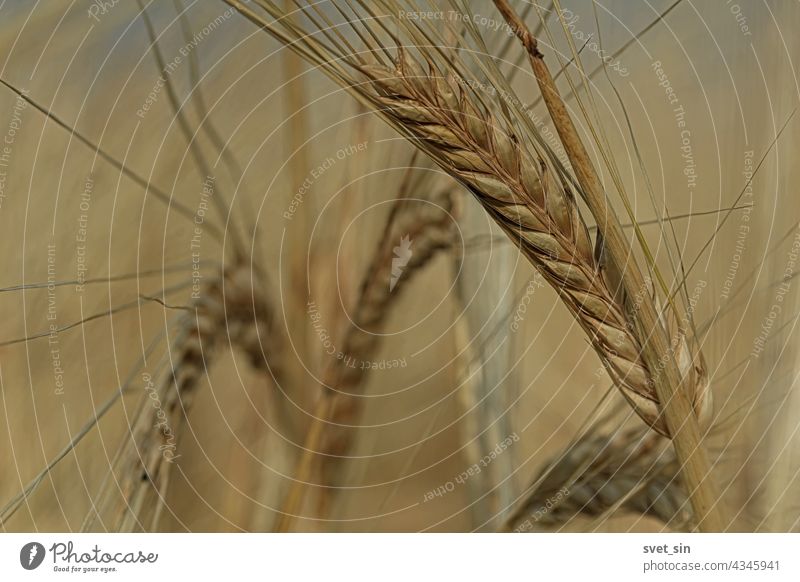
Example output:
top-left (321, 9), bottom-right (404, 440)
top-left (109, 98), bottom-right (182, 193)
top-left (1, 533), bottom-right (797, 580)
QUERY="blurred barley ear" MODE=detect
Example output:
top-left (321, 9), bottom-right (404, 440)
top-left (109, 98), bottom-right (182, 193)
top-left (89, 265), bottom-right (281, 531)
top-left (505, 423), bottom-right (689, 532)
top-left (275, 185), bottom-right (459, 531)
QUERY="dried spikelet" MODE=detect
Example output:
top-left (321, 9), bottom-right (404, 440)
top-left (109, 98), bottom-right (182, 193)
top-left (506, 428), bottom-right (690, 532)
top-left (104, 264), bottom-right (280, 531)
top-left (318, 188), bottom-right (459, 495)
top-left (358, 54), bottom-right (708, 436)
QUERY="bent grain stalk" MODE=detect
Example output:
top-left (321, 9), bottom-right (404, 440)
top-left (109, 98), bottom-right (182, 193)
top-left (276, 187), bottom-right (459, 530)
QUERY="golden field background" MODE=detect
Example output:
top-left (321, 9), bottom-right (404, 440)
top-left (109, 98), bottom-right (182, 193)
top-left (0, 0), bottom-right (799, 532)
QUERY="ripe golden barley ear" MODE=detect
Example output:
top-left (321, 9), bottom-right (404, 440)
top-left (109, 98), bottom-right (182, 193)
top-left (356, 53), bottom-right (709, 437)
top-left (97, 263), bottom-right (281, 531)
top-left (224, 0), bottom-right (720, 530)
top-left (505, 427), bottom-right (690, 532)
top-left (225, 0), bottom-right (710, 436)
top-left (318, 188), bottom-right (459, 499)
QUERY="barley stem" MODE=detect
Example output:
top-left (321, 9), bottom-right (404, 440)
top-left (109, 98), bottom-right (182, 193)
top-left (492, 0), bottom-right (725, 531)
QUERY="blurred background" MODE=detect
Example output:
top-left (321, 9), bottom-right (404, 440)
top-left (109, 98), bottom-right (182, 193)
top-left (0, 0), bottom-right (798, 532)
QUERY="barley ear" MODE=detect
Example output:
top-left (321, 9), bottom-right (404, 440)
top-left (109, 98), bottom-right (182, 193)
top-left (492, 0), bottom-right (724, 531)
